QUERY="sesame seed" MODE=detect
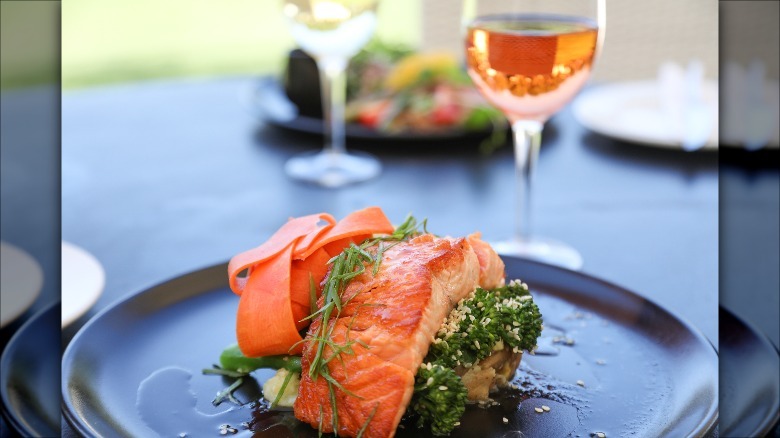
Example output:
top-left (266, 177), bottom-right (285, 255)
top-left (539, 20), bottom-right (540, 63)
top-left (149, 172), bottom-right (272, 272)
top-left (577, 380), bottom-right (586, 387)
top-left (596, 433), bottom-right (606, 438)
top-left (439, 386), bottom-right (448, 391)
top-left (454, 422), bottom-right (460, 427)
top-left (502, 417), bottom-right (509, 423)
top-left (542, 405), bottom-right (550, 412)
top-left (426, 377), bottom-right (434, 386)
top-left (534, 407), bottom-right (543, 413)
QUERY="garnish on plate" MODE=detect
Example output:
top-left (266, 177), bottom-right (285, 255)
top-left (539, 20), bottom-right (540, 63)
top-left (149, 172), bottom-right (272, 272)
top-left (286, 41), bottom-right (509, 153)
top-left (206, 207), bottom-right (543, 437)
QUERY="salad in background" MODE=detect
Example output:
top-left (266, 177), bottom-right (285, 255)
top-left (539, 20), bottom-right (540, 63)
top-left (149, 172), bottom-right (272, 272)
top-left (284, 41), bottom-right (508, 152)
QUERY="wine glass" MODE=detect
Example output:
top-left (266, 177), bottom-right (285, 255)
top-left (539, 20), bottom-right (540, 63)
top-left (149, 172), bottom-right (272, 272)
top-left (463, 0), bottom-right (605, 269)
top-left (282, 0), bottom-right (382, 188)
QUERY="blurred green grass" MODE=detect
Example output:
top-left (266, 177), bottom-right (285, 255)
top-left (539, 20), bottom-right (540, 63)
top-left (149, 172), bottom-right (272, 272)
top-left (60, 0), bottom-right (419, 89)
top-left (1, 1), bottom-right (59, 89)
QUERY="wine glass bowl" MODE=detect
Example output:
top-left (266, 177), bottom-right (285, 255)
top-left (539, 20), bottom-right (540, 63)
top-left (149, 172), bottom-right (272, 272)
top-left (281, 0), bottom-right (382, 187)
top-left (465, 14), bottom-right (599, 122)
top-left (284, 1), bottom-right (377, 58)
top-left (463, 0), bottom-right (605, 269)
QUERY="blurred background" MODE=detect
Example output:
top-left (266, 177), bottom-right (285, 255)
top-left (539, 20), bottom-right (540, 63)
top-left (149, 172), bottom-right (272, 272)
top-left (0, 1), bottom-right (58, 89)
top-left (1, 1), bottom-right (60, 436)
top-left (51, 0), bottom-right (718, 89)
top-left (60, 0), bottom-right (417, 88)
top-left (2, 0), bottom-right (778, 437)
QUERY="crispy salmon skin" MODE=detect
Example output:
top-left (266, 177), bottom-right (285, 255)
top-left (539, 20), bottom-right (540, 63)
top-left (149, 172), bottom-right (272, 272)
top-left (294, 234), bottom-right (504, 438)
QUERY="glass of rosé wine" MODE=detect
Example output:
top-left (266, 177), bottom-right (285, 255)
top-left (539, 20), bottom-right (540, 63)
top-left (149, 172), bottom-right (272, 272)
top-left (282, 0), bottom-right (381, 188)
top-left (463, 0), bottom-right (605, 269)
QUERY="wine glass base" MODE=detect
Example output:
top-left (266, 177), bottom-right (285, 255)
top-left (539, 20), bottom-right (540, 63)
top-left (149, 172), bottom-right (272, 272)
top-left (285, 150), bottom-right (381, 188)
top-left (491, 236), bottom-right (583, 271)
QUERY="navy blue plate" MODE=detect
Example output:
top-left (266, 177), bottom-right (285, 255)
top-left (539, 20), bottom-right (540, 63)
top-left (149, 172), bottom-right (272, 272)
top-left (62, 258), bottom-right (718, 437)
top-left (1, 302), bottom-right (61, 437)
top-left (720, 306), bottom-right (780, 436)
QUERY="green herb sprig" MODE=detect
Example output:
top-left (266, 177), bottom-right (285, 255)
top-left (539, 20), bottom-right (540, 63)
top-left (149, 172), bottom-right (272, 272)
top-left (304, 215), bottom-right (426, 433)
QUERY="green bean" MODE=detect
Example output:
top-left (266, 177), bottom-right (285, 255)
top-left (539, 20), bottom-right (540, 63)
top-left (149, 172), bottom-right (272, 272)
top-left (218, 344), bottom-right (302, 373)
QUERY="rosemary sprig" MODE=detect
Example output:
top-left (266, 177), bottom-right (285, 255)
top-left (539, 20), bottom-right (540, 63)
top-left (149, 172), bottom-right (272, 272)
top-left (271, 370), bottom-right (295, 408)
top-left (308, 215), bottom-right (423, 378)
top-left (356, 404), bottom-right (380, 438)
top-left (203, 367), bottom-right (247, 379)
top-left (307, 215), bottom-right (426, 434)
top-left (212, 376), bottom-right (244, 406)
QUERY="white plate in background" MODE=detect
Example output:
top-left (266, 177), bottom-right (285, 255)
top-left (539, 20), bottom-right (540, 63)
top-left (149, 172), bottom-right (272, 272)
top-left (0, 242), bottom-right (43, 328)
top-left (573, 80), bottom-right (720, 151)
top-left (62, 241), bottom-right (105, 327)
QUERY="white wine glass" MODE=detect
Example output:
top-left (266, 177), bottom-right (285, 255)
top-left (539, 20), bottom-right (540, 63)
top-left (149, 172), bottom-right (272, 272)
top-left (463, 0), bottom-right (606, 269)
top-left (282, 0), bottom-right (382, 187)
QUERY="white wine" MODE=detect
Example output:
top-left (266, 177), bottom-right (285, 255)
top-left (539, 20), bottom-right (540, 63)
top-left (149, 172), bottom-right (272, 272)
top-left (283, 0), bottom-right (378, 62)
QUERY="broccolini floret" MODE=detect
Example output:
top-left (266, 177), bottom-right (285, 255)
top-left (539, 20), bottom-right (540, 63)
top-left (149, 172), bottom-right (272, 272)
top-left (410, 363), bottom-right (468, 436)
top-left (427, 280), bottom-right (543, 370)
top-left (409, 279), bottom-right (543, 435)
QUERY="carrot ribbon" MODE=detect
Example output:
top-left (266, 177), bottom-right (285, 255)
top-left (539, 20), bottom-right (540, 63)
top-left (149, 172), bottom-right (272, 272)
top-left (228, 207), bottom-right (394, 357)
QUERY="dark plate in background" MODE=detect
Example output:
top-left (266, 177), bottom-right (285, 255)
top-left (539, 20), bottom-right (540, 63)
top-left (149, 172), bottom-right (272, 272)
top-left (1, 302), bottom-right (61, 437)
top-left (61, 258), bottom-right (718, 437)
top-left (720, 306), bottom-right (780, 437)
top-left (251, 77), bottom-right (498, 144)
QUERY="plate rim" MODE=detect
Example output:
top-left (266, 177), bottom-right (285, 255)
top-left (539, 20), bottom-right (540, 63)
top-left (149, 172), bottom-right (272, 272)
top-left (572, 79), bottom-right (722, 152)
top-left (61, 241), bottom-right (106, 328)
top-left (0, 241), bottom-right (44, 328)
top-left (0, 301), bottom-right (61, 437)
top-left (61, 257), bottom-right (719, 437)
top-left (719, 305), bottom-right (780, 436)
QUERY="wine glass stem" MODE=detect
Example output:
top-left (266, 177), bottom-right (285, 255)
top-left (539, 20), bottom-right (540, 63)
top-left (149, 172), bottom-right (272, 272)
top-left (512, 119), bottom-right (543, 242)
top-left (316, 57), bottom-right (349, 160)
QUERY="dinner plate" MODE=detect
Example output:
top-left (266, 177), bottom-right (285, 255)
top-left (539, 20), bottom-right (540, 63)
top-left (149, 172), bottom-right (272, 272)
top-left (572, 80), bottom-right (720, 151)
top-left (0, 302), bottom-right (61, 437)
top-left (251, 77), bottom-right (498, 143)
top-left (0, 241), bottom-right (43, 328)
top-left (61, 258), bottom-right (718, 437)
top-left (719, 307), bottom-right (780, 436)
top-left (62, 241), bottom-right (105, 327)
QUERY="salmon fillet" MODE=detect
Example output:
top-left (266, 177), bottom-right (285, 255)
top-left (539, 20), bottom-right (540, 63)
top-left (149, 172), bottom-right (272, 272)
top-left (293, 234), bottom-right (505, 438)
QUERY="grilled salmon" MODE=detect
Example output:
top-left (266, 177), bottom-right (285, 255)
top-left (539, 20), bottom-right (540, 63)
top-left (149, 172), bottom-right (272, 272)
top-left (293, 234), bottom-right (505, 438)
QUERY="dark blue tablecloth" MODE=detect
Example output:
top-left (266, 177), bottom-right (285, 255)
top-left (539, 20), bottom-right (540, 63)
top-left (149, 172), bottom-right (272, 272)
top-left (60, 77), bottom-right (720, 344)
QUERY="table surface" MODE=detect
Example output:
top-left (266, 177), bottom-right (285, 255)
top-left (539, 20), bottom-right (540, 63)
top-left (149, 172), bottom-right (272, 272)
top-left (60, 76), bottom-right (720, 344)
top-left (58, 76), bottom-right (733, 436)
